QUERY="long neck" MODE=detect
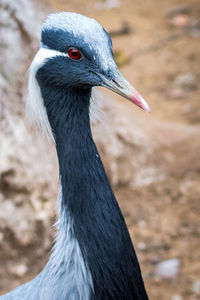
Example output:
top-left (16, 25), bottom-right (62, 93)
top-left (41, 85), bottom-right (148, 300)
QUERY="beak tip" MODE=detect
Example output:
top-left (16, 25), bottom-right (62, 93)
top-left (142, 102), bottom-right (151, 113)
top-left (128, 87), bottom-right (150, 113)
top-left (130, 94), bottom-right (151, 113)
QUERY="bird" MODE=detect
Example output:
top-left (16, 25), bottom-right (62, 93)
top-left (1, 12), bottom-right (150, 300)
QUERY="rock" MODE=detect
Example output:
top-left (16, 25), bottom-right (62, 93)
top-left (95, 0), bottom-right (120, 10)
top-left (0, 0), bottom-right (57, 281)
top-left (109, 23), bottom-right (133, 37)
top-left (137, 242), bottom-right (146, 251)
top-left (173, 73), bottom-right (197, 91)
top-left (10, 264), bottom-right (28, 277)
top-left (188, 19), bottom-right (200, 38)
top-left (170, 14), bottom-right (191, 29)
top-left (137, 219), bottom-right (147, 228)
top-left (155, 258), bottom-right (180, 279)
top-left (171, 295), bottom-right (183, 300)
top-left (167, 88), bottom-right (187, 99)
top-left (165, 5), bottom-right (190, 18)
top-left (192, 280), bottom-right (200, 295)
top-left (0, 232), bottom-right (3, 244)
top-left (150, 256), bottom-right (160, 265)
top-left (167, 73), bottom-right (197, 99)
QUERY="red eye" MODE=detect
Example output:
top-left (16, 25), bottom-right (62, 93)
top-left (68, 48), bottom-right (82, 60)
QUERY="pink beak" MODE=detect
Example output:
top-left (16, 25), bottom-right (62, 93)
top-left (100, 70), bottom-right (150, 112)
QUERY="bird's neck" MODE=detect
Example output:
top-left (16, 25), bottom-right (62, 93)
top-left (40, 86), bottom-right (147, 299)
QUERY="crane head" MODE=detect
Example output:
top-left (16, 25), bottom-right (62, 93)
top-left (27, 12), bottom-right (150, 137)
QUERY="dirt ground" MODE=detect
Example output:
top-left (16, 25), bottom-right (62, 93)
top-left (1, 0), bottom-right (200, 299)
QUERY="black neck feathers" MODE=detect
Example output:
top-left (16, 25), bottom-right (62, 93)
top-left (39, 84), bottom-right (148, 300)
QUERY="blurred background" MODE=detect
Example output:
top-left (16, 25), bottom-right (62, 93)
top-left (0, 0), bottom-right (200, 299)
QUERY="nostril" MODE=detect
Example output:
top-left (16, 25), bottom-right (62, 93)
top-left (111, 79), bottom-right (122, 88)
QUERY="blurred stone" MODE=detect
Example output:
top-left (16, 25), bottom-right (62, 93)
top-left (167, 73), bottom-right (197, 99)
top-left (109, 23), bottom-right (133, 37)
top-left (155, 258), bottom-right (180, 279)
top-left (151, 256), bottom-right (160, 265)
top-left (173, 73), bottom-right (197, 91)
top-left (188, 20), bottom-right (200, 38)
top-left (0, 232), bottom-right (3, 244)
top-left (95, 0), bottom-right (120, 10)
top-left (10, 264), bottom-right (28, 277)
top-left (138, 219), bottom-right (147, 228)
top-left (167, 88), bottom-right (187, 99)
top-left (192, 280), bottom-right (200, 295)
top-left (137, 242), bottom-right (146, 251)
top-left (171, 295), bottom-right (183, 300)
top-left (0, 0), bottom-right (57, 259)
top-left (170, 14), bottom-right (190, 29)
top-left (166, 5), bottom-right (190, 18)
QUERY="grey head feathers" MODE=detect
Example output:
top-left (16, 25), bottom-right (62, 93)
top-left (42, 12), bottom-right (113, 70)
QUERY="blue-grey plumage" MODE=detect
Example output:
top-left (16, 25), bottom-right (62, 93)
top-left (1, 12), bottom-right (149, 300)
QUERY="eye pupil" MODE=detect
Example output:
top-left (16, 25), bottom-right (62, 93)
top-left (68, 48), bottom-right (82, 60)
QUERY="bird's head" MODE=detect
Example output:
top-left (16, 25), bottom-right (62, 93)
top-left (27, 12), bottom-right (150, 136)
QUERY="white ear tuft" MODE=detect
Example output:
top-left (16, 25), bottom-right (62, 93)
top-left (26, 59), bottom-right (52, 140)
top-left (90, 88), bottom-right (104, 124)
top-left (26, 48), bottom-right (66, 141)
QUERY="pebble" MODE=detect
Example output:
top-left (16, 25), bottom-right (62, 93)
top-left (167, 72), bottom-right (197, 99)
top-left (166, 5), bottom-right (190, 18)
top-left (10, 264), bottom-right (28, 277)
top-left (173, 73), bottom-right (197, 91)
top-left (155, 258), bottom-right (180, 279)
top-left (167, 88), bottom-right (187, 99)
top-left (0, 232), bottom-right (3, 243)
top-left (188, 20), bottom-right (200, 38)
top-left (137, 242), bottom-right (146, 251)
top-left (151, 255), bottom-right (160, 265)
top-left (192, 280), bottom-right (200, 295)
top-left (171, 295), bottom-right (183, 300)
top-left (95, 0), bottom-right (120, 10)
top-left (170, 14), bottom-right (190, 29)
top-left (138, 219), bottom-right (147, 228)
